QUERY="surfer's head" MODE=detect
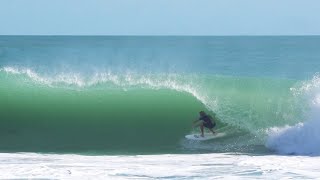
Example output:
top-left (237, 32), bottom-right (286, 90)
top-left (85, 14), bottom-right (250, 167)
top-left (199, 111), bottom-right (206, 117)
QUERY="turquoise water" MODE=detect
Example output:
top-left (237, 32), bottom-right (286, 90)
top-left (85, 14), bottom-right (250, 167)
top-left (0, 36), bottom-right (319, 155)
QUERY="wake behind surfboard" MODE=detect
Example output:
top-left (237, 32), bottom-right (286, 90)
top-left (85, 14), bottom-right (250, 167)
top-left (185, 132), bottom-right (226, 141)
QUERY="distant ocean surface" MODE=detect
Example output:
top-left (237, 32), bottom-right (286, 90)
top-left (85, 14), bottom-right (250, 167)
top-left (1, 36), bottom-right (320, 179)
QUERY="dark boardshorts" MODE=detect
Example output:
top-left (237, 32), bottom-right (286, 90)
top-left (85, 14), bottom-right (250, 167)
top-left (204, 121), bottom-right (216, 129)
top-left (200, 115), bottom-right (216, 129)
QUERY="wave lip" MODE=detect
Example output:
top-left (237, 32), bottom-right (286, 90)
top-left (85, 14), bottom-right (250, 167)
top-left (0, 66), bottom-right (86, 87)
top-left (0, 66), bottom-right (218, 112)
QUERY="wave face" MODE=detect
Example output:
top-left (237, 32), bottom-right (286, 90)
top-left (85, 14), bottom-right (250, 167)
top-left (1, 36), bottom-right (320, 155)
top-left (0, 67), bottom-right (305, 154)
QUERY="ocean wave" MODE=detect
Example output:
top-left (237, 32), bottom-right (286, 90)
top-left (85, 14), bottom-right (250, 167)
top-left (0, 66), bottom-right (311, 154)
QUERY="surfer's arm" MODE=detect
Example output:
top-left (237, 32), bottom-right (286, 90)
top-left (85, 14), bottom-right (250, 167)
top-left (193, 119), bottom-right (205, 128)
top-left (193, 119), bottom-right (202, 124)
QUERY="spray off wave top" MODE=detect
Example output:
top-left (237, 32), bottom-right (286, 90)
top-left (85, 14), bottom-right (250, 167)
top-left (267, 75), bottom-right (320, 155)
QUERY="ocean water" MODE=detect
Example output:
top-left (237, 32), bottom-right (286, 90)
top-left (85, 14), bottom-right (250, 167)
top-left (1, 36), bottom-right (320, 179)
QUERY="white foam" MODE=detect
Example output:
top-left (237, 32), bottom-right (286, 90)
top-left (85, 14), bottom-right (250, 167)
top-left (0, 153), bottom-right (319, 179)
top-left (267, 75), bottom-right (320, 155)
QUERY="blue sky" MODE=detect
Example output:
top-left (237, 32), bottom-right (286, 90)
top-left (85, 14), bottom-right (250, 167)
top-left (0, 0), bottom-right (319, 35)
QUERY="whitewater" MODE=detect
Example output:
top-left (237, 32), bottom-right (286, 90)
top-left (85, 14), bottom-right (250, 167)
top-left (1, 36), bottom-right (320, 179)
top-left (2, 153), bottom-right (320, 179)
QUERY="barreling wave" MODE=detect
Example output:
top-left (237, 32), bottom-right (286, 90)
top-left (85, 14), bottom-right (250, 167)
top-left (0, 66), bottom-right (312, 154)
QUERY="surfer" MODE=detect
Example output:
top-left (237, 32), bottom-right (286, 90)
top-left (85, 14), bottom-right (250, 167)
top-left (193, 111), bottom-right (216, 137)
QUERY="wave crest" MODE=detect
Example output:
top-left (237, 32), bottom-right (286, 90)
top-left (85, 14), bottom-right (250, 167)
top-left (0, 66), bottom-right (218, 112)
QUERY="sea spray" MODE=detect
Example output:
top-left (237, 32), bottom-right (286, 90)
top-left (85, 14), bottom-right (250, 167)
top-left (266, 75), bottom-right (320, 155)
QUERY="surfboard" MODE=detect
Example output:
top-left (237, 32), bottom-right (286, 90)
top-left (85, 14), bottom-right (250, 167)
top-left (185, 132), bottom-right (225, 141)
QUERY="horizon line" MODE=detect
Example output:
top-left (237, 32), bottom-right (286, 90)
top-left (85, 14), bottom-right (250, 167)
top-left (1, 34), bottom-right (320, 37)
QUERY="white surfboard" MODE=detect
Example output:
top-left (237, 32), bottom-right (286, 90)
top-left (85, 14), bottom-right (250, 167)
top-left (185, 132), bottom-right (226, 141)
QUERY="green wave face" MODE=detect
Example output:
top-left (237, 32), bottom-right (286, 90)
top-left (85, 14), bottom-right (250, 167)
top-left (0, 70), bottom-right (304, 154)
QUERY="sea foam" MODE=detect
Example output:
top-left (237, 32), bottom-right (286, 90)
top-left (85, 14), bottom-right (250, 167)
top-left (267, 75), bottom-right (320, 155)
top-left (0, 152), bottom-right (319, 179)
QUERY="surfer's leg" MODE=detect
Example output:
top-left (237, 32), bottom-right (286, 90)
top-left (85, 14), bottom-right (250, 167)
top-left (193, 121), bottom-right (205, 137)
top-left (200, 124), bottom-right (204, 137)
